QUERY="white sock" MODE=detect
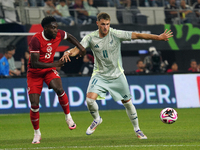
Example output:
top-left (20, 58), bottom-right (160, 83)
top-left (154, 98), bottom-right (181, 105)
top-left (34, 128), bottom-right (41, 135)
top-left (123, 100), bottom-right (140, 132)
top-left (86, 98), bottom-right (100, 121)
top-left (65, 113), bottom-right (72, 120)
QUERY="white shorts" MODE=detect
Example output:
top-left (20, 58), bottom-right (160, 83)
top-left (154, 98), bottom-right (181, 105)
top-left (87, 73), bottom-right (132, 101)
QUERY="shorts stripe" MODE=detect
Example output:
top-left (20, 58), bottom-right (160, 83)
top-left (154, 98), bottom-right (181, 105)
top-left (92, 78), bottom-right (98, 85)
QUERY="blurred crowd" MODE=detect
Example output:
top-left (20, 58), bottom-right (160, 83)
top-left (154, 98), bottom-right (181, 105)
top-left (1, 44), bottom-right (200, 78)
top-left (1, 0), bottom-right (200, 25)
top-left (133, 46), bottom-right (200, 75)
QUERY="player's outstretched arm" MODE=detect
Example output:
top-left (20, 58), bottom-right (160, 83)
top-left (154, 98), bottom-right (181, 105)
top-left (131, 29), bottom-right (173, 41)
top-left (60, 47), bottom-right (80, 62)
top-left (66, 33), bottom-right (86, 56)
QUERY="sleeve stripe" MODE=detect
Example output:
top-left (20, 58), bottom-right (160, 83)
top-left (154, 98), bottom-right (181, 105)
top-left (30, 51), bottom-right (40, 53)
top-left (64, 31), bottom-right (67, 39)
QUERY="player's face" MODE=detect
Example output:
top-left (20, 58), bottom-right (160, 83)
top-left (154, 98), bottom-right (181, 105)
top-left (45, 22), bottom-right (58, 39)
top-left (97, 19), bottom-right (110, 37)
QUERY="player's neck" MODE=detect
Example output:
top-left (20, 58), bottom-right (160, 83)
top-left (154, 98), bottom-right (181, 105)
top-left (44, 34), bottom-right (52, 40)
top-left (99, 32), bottom-right (108, 38)
top-left (42, 31), bottom-right (52, 41)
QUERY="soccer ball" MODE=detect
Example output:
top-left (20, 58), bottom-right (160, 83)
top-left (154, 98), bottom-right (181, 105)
top-left (160, 108), bottom-right (178, 124)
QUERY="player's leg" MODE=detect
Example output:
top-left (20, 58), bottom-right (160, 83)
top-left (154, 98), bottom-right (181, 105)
top-left (122, 99), bottom-right (147, 139)
top-left (86, 92), bottom-right (102, 135)
top-left (49, 77), bottom-right (76, 130)
top-left (29, 93), bottom-right (42, 144)
top-left (121, 99), bottom-right (140, 131)
top-left (27, 72), bottom-right (43, 144)
top-left (86, 92), bottom-right (99, 120)
top-left (85, 75), bottom-right (107, 135)
top-left (109, 74), bottom-right (147, 139)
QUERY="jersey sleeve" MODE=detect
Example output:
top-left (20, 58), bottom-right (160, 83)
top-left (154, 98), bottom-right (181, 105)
top-left (80, 34), bottom-right (90, 48)
top-left (29, 37), bottom-right (40, 53)
top-left (110, 28), bottom-right (132, 41)
top-left (58, 29), bottom-right (67, 40)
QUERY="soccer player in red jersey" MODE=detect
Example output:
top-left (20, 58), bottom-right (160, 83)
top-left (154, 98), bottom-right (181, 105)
top-left (27, 16), bottom-right (86, 144)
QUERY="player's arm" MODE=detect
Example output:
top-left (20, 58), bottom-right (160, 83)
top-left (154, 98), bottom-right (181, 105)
top-left (30, 53), bottom-right (64, 69)
top-left (66, 33), bottom-right (86, 56)
top-left (131, 29), bottom-right (173, 41)
top-left (60, 47), bottom-right (80, 62)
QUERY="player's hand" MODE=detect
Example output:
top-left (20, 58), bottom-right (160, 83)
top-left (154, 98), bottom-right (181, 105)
top-left (60, 51), bottom-right (72, 62)
top-left (158, 29), bottom-right (173, 41)
top-left (77, 49), bottom-right (86, 59)
top-left (55, 60), bottom-right (65, 67)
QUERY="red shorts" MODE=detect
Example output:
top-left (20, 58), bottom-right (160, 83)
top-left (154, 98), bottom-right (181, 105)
top-left (27, 67), bottom-right (60, 95)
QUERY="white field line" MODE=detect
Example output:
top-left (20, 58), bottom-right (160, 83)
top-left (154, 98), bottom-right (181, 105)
top-left (1, 145), bottom-right (200, 150)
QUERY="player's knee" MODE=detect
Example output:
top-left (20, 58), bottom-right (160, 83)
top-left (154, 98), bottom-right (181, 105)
top-left (121, 99), bottom-right (131, 104)
top-left (55, 87), bottom-right (64, 95)
top-left (123, 100), bottom-right (133, 108)
top-left (86, 97), bottom-right (96, 106)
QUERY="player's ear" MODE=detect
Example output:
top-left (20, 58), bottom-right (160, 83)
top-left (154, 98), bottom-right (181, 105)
top-left (96, 21), bottom-right (98, 26)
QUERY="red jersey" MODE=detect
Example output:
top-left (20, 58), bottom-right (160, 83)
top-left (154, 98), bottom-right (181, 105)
top-left (135, 69), bottom-right (144, 73)
top-left (28, 29), bottom-right (66, 70)
top-left (188, 68), bottom-right (198, 72)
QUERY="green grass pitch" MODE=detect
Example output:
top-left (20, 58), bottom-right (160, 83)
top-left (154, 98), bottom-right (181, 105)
top-left (0, 108), bottom-right (200, 150)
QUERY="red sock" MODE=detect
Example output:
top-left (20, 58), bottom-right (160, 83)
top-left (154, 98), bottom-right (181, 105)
top-left (58, 92), bottom-right (70, 114)
top-left (30, 105), bottom-right (40, 130)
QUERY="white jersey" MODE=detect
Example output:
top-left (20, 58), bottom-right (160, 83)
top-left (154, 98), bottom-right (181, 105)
top-left (80, 27), bottom-right (132, 79)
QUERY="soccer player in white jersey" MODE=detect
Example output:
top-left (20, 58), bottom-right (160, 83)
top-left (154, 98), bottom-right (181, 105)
top-left (61, 12), bottom-right (173, 139)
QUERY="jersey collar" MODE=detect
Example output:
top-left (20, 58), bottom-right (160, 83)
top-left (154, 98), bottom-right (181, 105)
top-left (42, 31), bottom-right (50, 41)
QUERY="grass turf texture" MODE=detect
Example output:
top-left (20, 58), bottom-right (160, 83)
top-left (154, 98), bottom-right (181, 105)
top-left (0, 108), bottom-right (200, 150)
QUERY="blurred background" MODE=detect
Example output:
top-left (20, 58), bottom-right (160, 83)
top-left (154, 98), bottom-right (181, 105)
top-left (0, 0), bottom-right (200, 113)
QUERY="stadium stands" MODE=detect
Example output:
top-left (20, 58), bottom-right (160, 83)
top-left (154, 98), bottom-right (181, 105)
top-left (15, 6), bottom-right (166, 25)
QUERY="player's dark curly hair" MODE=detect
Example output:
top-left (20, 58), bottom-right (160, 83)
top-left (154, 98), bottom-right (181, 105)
top-left (41, 16), bottom-right (57, 28)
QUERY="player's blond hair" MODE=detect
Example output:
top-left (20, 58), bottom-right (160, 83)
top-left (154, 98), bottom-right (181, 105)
top-left (97, 12), bottom-right (111, 21)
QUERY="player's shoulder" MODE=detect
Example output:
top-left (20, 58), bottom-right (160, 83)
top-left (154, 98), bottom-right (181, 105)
top-left (109, 27), bottom-right (121, 34)
top-left (88, 29), bottom-right (99, 37)
top-left (58, 29), bottom-right (65, 34)
top-left (109, 27), bottom-right (125, 36)
top-left (57, 29), bottom-right (66, 39)
top-left (34, 31), bottom-right (42, 37)
top-left (32, 32), bottom-right (43, 41)
top-left (83, 30), bottom-right (98, 40)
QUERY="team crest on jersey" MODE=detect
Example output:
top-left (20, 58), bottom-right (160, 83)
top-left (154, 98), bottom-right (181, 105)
top-left (47, 45), bottom-right (52, 52)
top-left (45, 45), bottom-right (52, 59)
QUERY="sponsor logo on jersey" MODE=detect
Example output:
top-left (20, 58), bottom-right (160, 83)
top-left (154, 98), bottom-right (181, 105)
top-left (94, 44), bottom-right (99, 48)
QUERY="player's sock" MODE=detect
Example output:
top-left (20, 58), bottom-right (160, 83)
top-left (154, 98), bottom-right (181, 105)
top-left (34, 128), bottom-right (41, 135)
top-left (65, 113), bottom-right (72, 120)
top-left (86, 98), bottom-right (100, 121)
top-left (123, 100), bottom-right (140, 132)
top-left (58, 91), bottom-right (70, 115)
top-left (30, 105), bottom-right (40, 130)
